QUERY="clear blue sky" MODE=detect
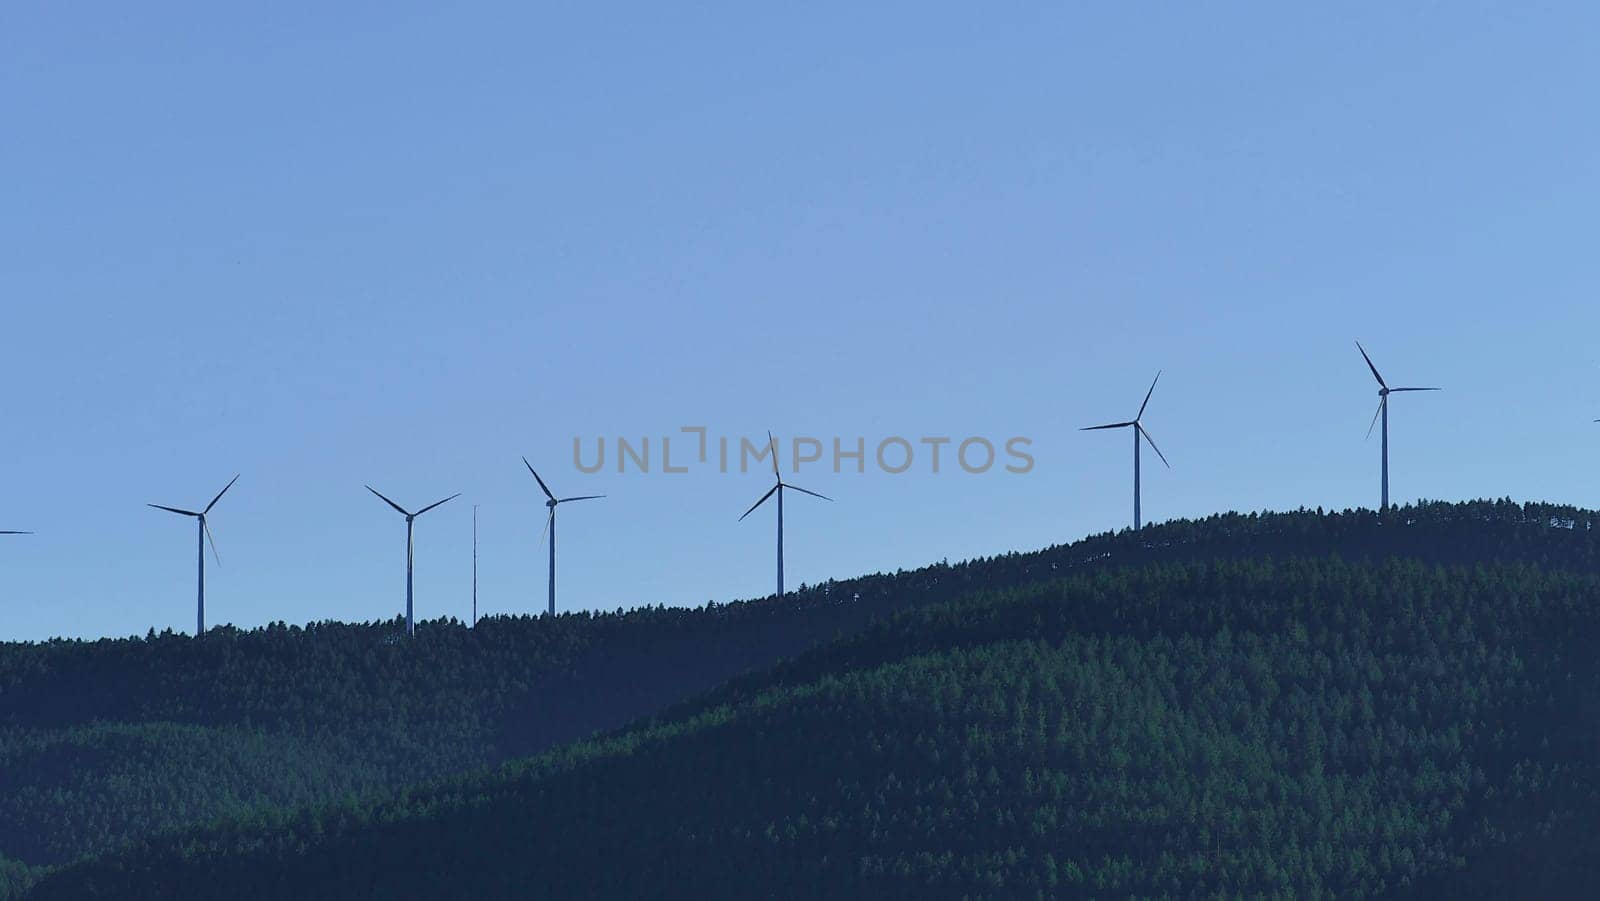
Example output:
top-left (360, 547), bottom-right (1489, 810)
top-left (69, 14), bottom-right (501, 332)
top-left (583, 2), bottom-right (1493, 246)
top-left (3, 3), bottom-right (1598, 641)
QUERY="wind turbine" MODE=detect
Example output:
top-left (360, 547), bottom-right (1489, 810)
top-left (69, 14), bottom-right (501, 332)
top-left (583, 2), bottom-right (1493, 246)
top-left (1081, 373), bottom-right (1170, 530)
top-left (738, 432), bottom-right (831, 598)
top-left (148, 474), bottom-right (239, 634)
top-left (522, 458), bottom-right (603, 617)
top-left (366, 485), bottom-right (459, 637)
top-left (1356, 341), bottom-right (1440, 510)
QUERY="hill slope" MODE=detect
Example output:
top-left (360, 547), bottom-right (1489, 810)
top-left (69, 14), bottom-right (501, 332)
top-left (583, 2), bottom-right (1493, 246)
top-left (5, 499), bottom-right (1600, 892)
top-left (27, 554), bottom-right (1600, 899)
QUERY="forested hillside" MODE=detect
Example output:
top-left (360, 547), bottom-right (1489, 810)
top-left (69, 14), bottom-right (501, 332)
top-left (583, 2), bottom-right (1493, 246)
top-left (28, 557), bottom-right (1600, 899)
top-left (4, 500), bottom-right (1600, 897)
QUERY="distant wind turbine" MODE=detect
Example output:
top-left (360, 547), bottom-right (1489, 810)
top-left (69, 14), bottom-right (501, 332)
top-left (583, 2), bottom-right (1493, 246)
top-left (522, 458), bottom-right (603, 617)
top-left (739, 432), bottom-right (831, 598)
top-left (1082, 372), bottom-right (1170, 530)
top-left (1356, 341), bottom-right (1440, 510)
top-left (367, 485), bottom-right (459, 638)
top-left (148, 475), bottom-right (239, 634)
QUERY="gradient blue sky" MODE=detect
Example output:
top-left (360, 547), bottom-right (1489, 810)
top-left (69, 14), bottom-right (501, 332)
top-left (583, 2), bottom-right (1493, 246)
top-left (4, 3), bottom-right (1598, 641)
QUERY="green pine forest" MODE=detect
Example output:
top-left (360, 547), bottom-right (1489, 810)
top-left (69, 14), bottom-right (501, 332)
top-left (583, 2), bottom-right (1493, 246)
top-left (4, 500), bottom-right (1600, 898)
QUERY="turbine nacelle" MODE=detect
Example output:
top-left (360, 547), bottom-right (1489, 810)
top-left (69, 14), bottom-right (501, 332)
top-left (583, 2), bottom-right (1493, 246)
top-left (1357, 341), bottom-right (1441, 443)
top-left (1080, 371), bottom-right (1171, 469)
top-left (148, 473), bottom-right (239, 567)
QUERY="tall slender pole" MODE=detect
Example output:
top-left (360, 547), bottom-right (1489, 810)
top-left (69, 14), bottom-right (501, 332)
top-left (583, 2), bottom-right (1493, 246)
top-left (1133, 428), bottom-right (1142, 530)
top-left (548, 511), bottom-right (557, 617)
top-left (196, 517), bottom-right (206, 634)
top-left (776, 486), bottom-right (785, 597)
top-left (406, 517), bottom-right (415, 637)
top-left (472, 505), bottom-right (478, 628)
top-left (1381, 396), bottom-right (1390, 509)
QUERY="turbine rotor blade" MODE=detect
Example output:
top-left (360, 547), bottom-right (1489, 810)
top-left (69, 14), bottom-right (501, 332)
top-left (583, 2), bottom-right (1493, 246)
top-left (558, 495), bottom-right (605, 503)
top-left (1138, 423), bottom-right (1171, 468)
top-left (204, 474), bottom-right (240, 515)
top-left (1387, 387), bottom-right (1441, 393)
top-left (365, 485), bottom-right (411, 517)
top-left (1356, 341), bottom-right (1388, 389)
top-left (1080, 421), bottom-right (1135, 431)
top-left (148, 504), bottom-right (200, 517)
top-left (1365, 398), bottom-right (1385, 440)
top-left (0, 531), bottom-right (32, 535)
top-left (538, 508), bottom-right (553, 547)
top-left (784, 484), bottom-right (832, 502)
top-left (739, 484), bottom-right (779, 522)
top-left (522, 457), bottom-right (556, 502)
top-left (203, 518), bottom-right (221, 566)
top-left (414, 493), bottom-right (461, 517)
top-left (767, 430), bottom-right (779, 476)
top-left (1137, 371), bottom-right (1161, 420)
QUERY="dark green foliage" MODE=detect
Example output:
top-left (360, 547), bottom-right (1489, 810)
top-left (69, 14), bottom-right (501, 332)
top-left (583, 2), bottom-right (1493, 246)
top-left (0, 856), bottom-right (34, 900)
top-left (27, 555), bottom-right (1600, 898)
top-left (0, 607), bottom-right (885, 868)
top-left (7, 499), bottom-right (1600, 897)
top-left (0, 722), bottom-right (379, 866)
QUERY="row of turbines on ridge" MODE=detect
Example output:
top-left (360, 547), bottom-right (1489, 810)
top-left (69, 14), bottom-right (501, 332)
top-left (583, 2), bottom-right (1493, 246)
top-left (1082, 340), bottom-right (1446, 529)
top-left (0, 440), bottom-right (822, 639)
top-left (1, 343), bottom-right (1577, 636)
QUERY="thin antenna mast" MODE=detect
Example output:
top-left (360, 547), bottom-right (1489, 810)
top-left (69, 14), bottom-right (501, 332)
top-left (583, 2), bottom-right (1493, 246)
top-left (472, 504), bottom-right (479, 627)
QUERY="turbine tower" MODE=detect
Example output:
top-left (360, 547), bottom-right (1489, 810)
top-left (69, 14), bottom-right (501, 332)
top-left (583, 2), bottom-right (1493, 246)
top-left (1356, 341), bottom-right (1440, 510)
top-left (739, 432), bottom-right (831, 598)
top-left (148, 474), bottom-right (239, 634)
top-left (367, 486), bottom-right (459, 637)
top-left (522, 458), bottom-right (603, 617)
top-left (1082, 373), bottom-right (1170, 530)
